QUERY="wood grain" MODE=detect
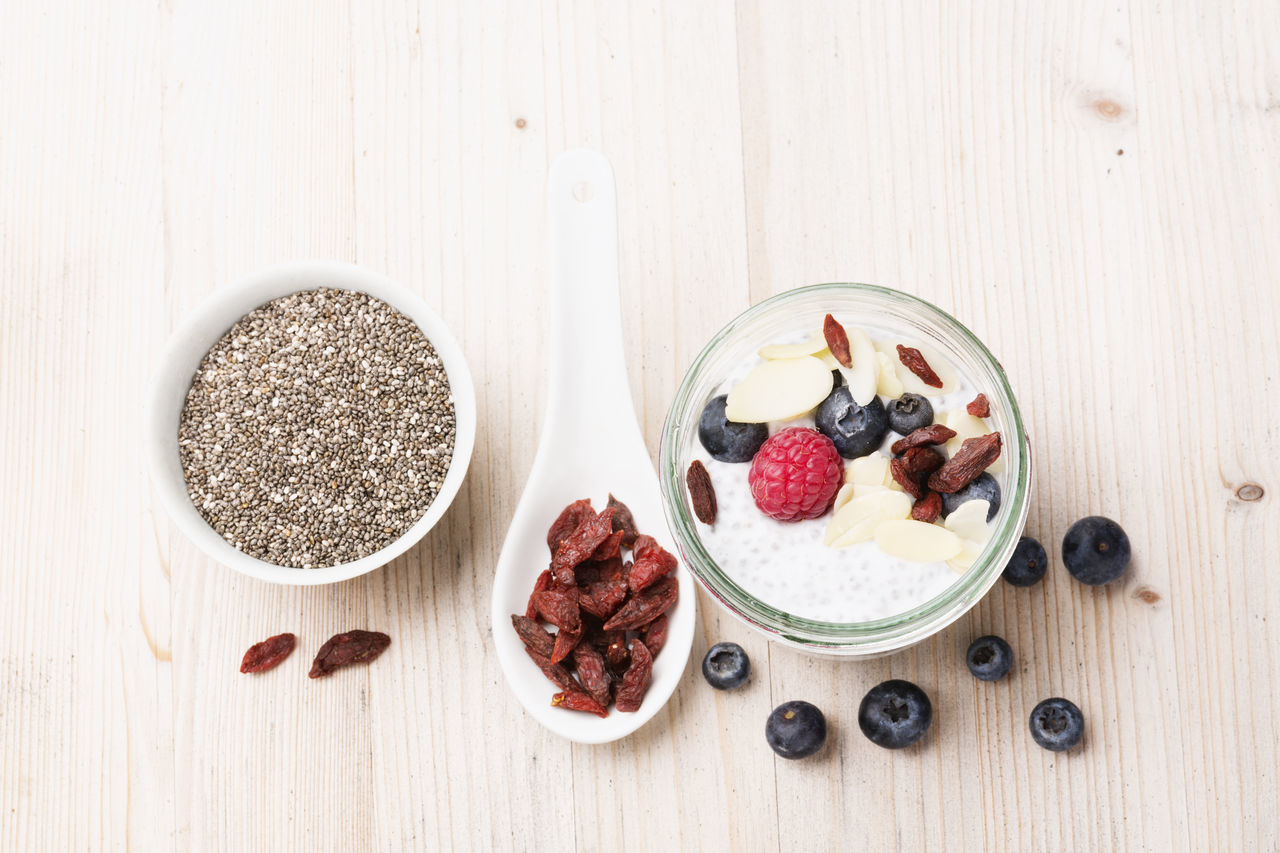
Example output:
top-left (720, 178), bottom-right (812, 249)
top-left (2, 1), bottom-right (1278, 849)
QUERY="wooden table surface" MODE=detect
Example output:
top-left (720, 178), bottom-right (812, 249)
top-left (4, 2), bottom-right (1279, 850)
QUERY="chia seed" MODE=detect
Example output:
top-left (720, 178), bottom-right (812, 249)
top-left (177, 288), bottom-right (456, 568)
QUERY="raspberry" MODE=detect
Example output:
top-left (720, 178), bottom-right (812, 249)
top-left (747, 427), bottom-right (844, 522)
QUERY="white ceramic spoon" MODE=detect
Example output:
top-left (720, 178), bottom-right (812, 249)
top-left (490, 148), bottom-right (696, 744)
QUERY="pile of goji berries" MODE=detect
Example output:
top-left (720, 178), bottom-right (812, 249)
top-left (512, 494), bottom-right (679, 717)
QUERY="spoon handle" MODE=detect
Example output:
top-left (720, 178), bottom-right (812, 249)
top-left (544, 149), bottom-right (639, 439)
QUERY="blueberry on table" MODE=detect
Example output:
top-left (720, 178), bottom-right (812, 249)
top-left (966, 635), bottom-right (1013, 682)
top-left (702, 642), bottom-right (750, 690)
top-left (1003, 536), bottom-right (1048, 587)
top-left (765, 700), bottom-right (827, 759)
top-left (1062, 516), bottom-right (1131, 585)
top-left (940, 472), bottom-right (1001, 520)
top-left (886, 393), bottom-right (934, 435)
top-left (858, 680), bottom-right (933, 749)
top-left (698, 394), bottom-right (769, 463)
top-left (814, 385), bottom-right (889, 459)
top-left (1029, 697), bottom-right (1085, 751)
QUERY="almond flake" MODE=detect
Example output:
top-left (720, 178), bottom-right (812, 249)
top-left (725, 356), bottom-right (834, 423)
top-left (875, 340), bottom-right (958, 395)
top-left (846, 454), bottom-right (890, 486)
top-left (943, 499), bottom-right (991, 543)
top-left (874, 519), bottom-right (964, 562)
top-left (825, 491), bottom-right (912, 547)
top-left (839, 326), bottom-right (878, 406)
top-left (832, 483), bottom-right (855, 513)
top-left (757, 331), bottom-right (827, 361)
top-left (875, 351), bottom-right (904, 397)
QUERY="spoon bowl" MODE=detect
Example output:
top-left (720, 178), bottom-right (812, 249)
top-left (490, 149), bottom-right (696, 744)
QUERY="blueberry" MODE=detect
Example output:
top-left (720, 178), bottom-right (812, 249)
top-left (1062, 516), bottom-right (1131, 585)
top-left (857, 680), bottom-right (932, 749)
top-left (698, 395), bottom-right (769, 463)
top-left (1003, 536), bottom-right (1048, 587)
top-left (814, 386), bottom-right (889, 459)
top-left (1029, 697), bottom-right (1085, 751)
top-left (966, 635), bottom-right (1013, 681)
top-left (886, 393), bottom-right (934, 435)
top-left (701, 642), bottom-right (750, 690)
top-left (765, 700), bottom-right (827, 759)
top-left (940, 472), bottom-right (1001, 520)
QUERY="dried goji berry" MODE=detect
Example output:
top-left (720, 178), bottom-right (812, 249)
top-left (889, 457), bottom-right (925, 499)
top-left (547, 499), bottom-right (594, 555)
top-left (911, 491), bottom-right (942, 523)
top-left (526, 569), bottom-right (552, 620)
top-left (605, 638), bottom-right (630, 674)
top-left (628, 543), bottom-right (678, 594)
top-left (823, 313), bottom-right (852, 368)
top-left (571, 644), bottom-right (612, 708)
top-left (590, 529), bottom-right (625, 562)
top-left (632, 534), bottom-right (659, 558)
top-left (642, 614), bottom-right (669, 657)
top-left (607, 494), bottom-right (639, 548)
top-left (240, 632), bottom-right (296, 674)
top-left (966, 393), bottom-right (990, 418)
top-left (551, 507), bottom-right (617, 585)
top-left (551, 626), bottom-right (581, 664)
top-left (900, 445), bottom-right (945, 477)
top-left (511, 614), bottom-right (555, 659)
top-left (524, 645), bottom-right (580, 694)
top-left (896, 345), bottom-right (943, 388)
top-left (890, 424), bottom-right (957, 455)
top-left (308, 630), bottom-right (391, 678)
top-left (531, 588), bottom-right (581, 633)
top-left (928, 432), bottom-right (1002, 493)
top-left (614, 639), bottom-right (654, 712)
top-left (578, 579), bottom-right (629, 620)
top-left (551, 690), bottom-right (609, 718)
top-left (686, 460), bottom-right (718, 524)
top-left (603, 576), bottom-right (678, 632)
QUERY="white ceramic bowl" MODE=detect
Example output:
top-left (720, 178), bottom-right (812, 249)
top-left (146, 260), bottom-right (477, 585)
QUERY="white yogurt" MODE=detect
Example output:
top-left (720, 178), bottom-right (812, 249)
top-left (692, 327), bottom-right (1004, 624)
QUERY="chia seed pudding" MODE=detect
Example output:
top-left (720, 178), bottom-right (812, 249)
top-left (177, 288), bottom-right (456, 569)
top-left (686, 317), bottom-right (1007, 624)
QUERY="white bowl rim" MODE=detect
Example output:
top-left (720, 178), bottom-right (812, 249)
top-left (145, 260), bottom-right (477, 586)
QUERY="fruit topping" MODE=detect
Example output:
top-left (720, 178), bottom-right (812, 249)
top-left (824, 490), bottom-right (912, 547)
top-left (928, 433), bottom-right (1002, 494)
top-left (747, 427), bottom-right (844, 522)
top-left (966, 393), bottom-right (991, 417)
top-left (839, 326), bottom-right (879, 406)
top-left (875, 351), bottom-right (905, 398)
top-left (886, 392), bottom-right (934, 435)
top-left (822, 313), bottom-right (852, 367)
top-left (701, 642), bottom-right (750, 690)
top-left (874, 519), bottom-right (964, 562)
top-left (766, 700), bottom-right (827, 759)
top-left (686, 460), bottom-right (718, 525)
top-left (942, 499), bottom-right (991, 543)
top-left (725, 356), bottom-right (834, 423)
top-left (846, 454), bottom-right (890, 486)
top-left (889, 457), bottom-right (926, 499)
top-left (890, 424), bottom-right (957, 454)
top-left (814, 385), bottom-right (889, 459)
top-left (1029, 698), bottom-right (1085, 751)
top-left (896, 344), bottom-right (942, 388)
top-left (1003, 535), bottom-right (1048, 587)
top-left (1062, 516), bottom-right (1131, 585)
top-left (858, 680), bottom-right (932, 749)
top-left (698, 395), bottom-right (769, 463)
top-left (966, 635), bottom-right (1013, 682)
top-left (940, 472), bottom-right (1001, 520)
top-left (758, 331), bottom-right (827, 360)
top-left (944, 409), bottom-right (1004, 472)
top-left (911, 491), bottom-right (942, 523)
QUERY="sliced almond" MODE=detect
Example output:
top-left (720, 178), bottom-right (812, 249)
top-left (847, 454), bottom-right (890, 486)
top-left (725, 356), bottom-right (834, 423)
top-left (839, 326), bottom-right (878, 406)
top-left (758, 331), bottom-right (827, 361)
top-left (816, 348), bottom-right (841, 369)
top-left (832, 483), bottom-right (855, 513)
top-left (875, 339), bottom-right (959, 396)
top-left (850, 483), bottom-right (889, 499)
top-left (825, 490), bottom-right (912, 547)
top-left (947, 540), bottom-right (984, 573)
top-left (943, 499), bottom-right (991, 544)
top-left (875, 351), bottom-right (904, 398)
top-left (874, 519), bottom-right (964, 562)
top-left (944, 409), bottom-right (1005, 472)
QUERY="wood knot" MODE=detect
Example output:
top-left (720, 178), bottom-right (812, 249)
top-left (1116, 149), bottom-right (1124, 156)
top-left (1236, 483), bottom-right (1264, 502)
top-left (514, 117), bottom-right (527, 129)
top-left (1133, 586), bottom-right (1161, 605)
top-left (1094, 99), bottom-right (1124, 120)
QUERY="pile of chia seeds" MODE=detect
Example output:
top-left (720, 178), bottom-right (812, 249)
top-left (178, 288), bottom-right (456, 568)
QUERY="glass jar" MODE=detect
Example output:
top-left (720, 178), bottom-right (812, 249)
top-left (659, 283), bottom-right (1031, 656)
